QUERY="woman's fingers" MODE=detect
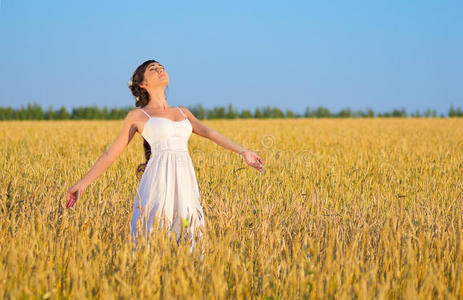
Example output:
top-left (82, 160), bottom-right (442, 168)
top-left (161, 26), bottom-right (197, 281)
top-left (66, 192), bottom-right (73, 208)
top-left (73, 190), bottom-right (80, 206)
top-left (66, 190), bottom-right (72, 208)
top-left (242, 150), bottom-right (265, 174)
top-left (252, 154), bottom-right (264, 166)
top-left (69, 193), bottom-right (76, 208)
top-left (250, 157), bottom-right (264, 174)
top-left (66, 188), bottom-right (80, 209)
top-left (253, 153), bottom-right (263, 164)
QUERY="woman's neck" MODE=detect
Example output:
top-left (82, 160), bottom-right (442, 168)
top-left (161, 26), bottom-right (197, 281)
top-left (145, 86), bottom-right (168, 110)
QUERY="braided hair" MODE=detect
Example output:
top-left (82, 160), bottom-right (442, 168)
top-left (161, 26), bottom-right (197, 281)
top-left (128, 59), bottom-right (169, 179)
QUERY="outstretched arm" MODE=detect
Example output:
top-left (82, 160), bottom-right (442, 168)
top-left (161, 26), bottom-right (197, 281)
top-left (65, 109), bottom-right (139, 208)
top-left (179, 106), bottom-right (265, 174)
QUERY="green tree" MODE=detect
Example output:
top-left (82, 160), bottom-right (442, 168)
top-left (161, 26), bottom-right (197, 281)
top-left (304, 106), bottom-right (312, 118)
top-left (337, 108), bottom-right (352, 118)
top-left (285, 108), bottom-right (295, 118)
top-left (45, 105), bottom-right (55, 120)
top-left (456, 107), bottom-right (463, 117)
top-left (313, 106), bottom-right (331, 118)
top-left (57, 106), bottom-right (70, 119)
top-left (204, 108), bottom-right (213, 119)
top-left (226, 103), bottom-right (239, 119)
top-left (240, 109), bottom-right (252, 119)
top-left (272, 107), bottom-right (284, 118)
top-left (366, 108), bottom-right (375, 118)
top-left (262, 105), bottom-right (272, 118)
top-left (411, 109), bottom-right (421, 118)
top-left (424, 108), bottom-right (431, 118)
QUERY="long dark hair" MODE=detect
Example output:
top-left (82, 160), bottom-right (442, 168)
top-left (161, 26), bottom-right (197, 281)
top-left (128, 59), bottom-right (168, 179)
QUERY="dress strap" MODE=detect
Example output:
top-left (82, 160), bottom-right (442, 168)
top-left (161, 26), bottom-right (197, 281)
top-left (140, 108), bottom-right (151, 118)
top-left (176, 106), bottom-right (187, 118)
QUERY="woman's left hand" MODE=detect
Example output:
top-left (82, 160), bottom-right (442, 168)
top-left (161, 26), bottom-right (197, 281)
top-left (241, 150), bottom-right (265, 174)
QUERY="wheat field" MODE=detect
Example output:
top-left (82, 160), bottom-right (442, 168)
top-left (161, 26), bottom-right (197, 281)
top-left (0, 118), bottom-right (462, 299)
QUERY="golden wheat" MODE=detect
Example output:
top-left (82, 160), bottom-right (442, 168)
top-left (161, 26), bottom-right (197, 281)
top-left (0, 118), bottom-right (462, 299)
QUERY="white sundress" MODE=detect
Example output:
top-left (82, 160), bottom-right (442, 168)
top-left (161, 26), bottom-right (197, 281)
top-left (130, 106), bottom-right (205, 253)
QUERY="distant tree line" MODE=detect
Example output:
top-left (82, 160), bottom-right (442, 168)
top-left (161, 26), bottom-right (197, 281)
top-left (0, 102), bottom-right (462, 120)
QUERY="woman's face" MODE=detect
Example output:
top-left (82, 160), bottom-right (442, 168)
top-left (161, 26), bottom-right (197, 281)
top-left (140, 62), bottom-right (169, 88)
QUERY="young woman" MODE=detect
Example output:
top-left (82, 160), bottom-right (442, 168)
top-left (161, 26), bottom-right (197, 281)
top-left (65, 59), bottom-right (265, 252)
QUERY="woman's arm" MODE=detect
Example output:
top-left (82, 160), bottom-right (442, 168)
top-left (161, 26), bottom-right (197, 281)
top-left (65, 109), bottom-right (139, 208)
top-left (179, 106), bottom-right (265, 174)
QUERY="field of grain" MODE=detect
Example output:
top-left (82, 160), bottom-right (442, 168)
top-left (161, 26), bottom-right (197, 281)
top-left (1, 118), bottom-right (462, 299)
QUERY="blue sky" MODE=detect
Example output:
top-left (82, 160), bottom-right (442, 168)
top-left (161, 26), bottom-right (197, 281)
top-left (0, 0), bottom-right (462, 115)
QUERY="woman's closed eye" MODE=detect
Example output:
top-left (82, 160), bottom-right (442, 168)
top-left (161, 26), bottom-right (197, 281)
top-left (151, 66), bottom-right (165, 72)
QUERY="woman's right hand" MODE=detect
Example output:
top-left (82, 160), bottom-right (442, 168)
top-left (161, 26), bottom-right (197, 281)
top-left (66, 181), bottom-right (87, 209)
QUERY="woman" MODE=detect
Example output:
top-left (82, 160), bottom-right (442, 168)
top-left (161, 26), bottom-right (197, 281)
top-left (65, 59), bottom-right (265, 252)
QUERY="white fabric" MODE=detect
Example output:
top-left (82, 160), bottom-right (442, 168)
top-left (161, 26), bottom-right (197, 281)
top-left (131, 106), bottom-right (205, 253)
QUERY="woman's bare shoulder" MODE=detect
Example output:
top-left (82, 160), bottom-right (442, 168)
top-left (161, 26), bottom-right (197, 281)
top-left (177, 106), bottom-right (193, 116)
top-left (127, 108), bottom-right (148, 120)
top-left (129, 107), bottom-right (143, 115)
top-left (125, 108), bottom-right (147, 133)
